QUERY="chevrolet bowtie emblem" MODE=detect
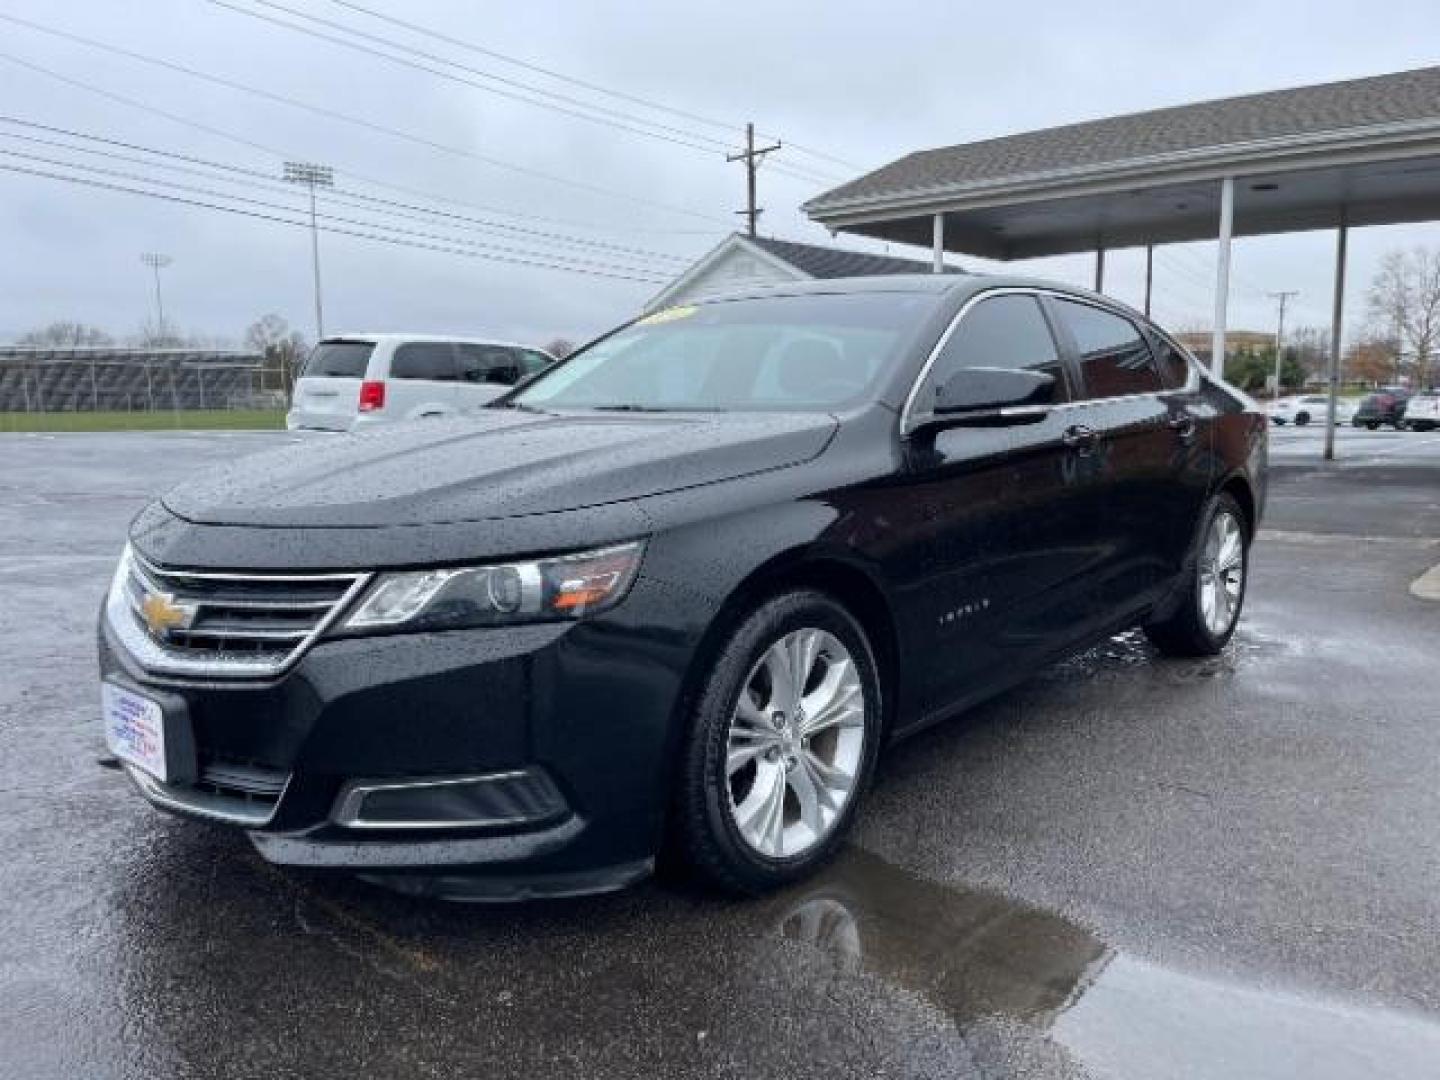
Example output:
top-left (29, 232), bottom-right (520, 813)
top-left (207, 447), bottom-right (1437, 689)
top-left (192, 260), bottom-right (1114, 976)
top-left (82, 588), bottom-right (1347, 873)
top-left (141, 591), bottom-right (198, 637)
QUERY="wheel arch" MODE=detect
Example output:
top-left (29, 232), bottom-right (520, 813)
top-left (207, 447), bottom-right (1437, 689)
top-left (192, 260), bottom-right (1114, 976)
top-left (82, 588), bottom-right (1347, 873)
top-left (1216, 471), bottom-right (1257, 539)
top-left (672, 548), bottom-right (902, 749)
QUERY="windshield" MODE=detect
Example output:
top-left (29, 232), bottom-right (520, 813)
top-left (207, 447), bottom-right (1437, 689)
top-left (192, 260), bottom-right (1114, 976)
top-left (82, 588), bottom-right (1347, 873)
top-left (303, 341), bottom-right (374, 378)
top-left (511, 292), bottom-right (937, 412)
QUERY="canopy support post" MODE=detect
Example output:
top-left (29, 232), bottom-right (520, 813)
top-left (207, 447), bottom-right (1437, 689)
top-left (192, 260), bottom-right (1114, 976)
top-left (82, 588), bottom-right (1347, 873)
top-left (1144, 244), bottom-right (1154, 317)
top-left (1094, 245), bottom-right (1105, 293)
top-left (1211, 175), bottom-right (1234, 374)
top-left (1323, 210), bottom-right (1349, 461)
top-left (932, 213), bottom-right (944, 273)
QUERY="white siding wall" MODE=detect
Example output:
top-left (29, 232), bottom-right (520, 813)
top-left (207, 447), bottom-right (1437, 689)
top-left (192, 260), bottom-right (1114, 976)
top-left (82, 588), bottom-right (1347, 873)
top-left (648, 246), bottom-right (805, 311)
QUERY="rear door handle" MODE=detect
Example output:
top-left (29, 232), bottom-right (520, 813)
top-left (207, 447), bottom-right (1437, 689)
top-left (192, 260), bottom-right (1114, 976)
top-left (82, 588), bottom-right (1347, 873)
top-left (1167, 414), bottom-right (1197, 440)
top-left (1062, 424), bottom-right (1099, 452)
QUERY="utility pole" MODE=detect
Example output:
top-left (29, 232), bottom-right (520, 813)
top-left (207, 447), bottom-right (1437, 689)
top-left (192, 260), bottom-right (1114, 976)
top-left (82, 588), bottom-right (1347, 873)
top-left (284, 161), bottom-right (334, 338)
top-left (1268, 290), bottom-right (1298, 400)
top-left (140, 252), bottom-right (172, 340)
top-left (726, 123), bottom-right (781, 237)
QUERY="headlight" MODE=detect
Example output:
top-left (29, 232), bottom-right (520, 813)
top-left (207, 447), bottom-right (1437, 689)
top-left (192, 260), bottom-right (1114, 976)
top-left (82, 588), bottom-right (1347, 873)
top-left (339, 541), bottom-right (644, 634)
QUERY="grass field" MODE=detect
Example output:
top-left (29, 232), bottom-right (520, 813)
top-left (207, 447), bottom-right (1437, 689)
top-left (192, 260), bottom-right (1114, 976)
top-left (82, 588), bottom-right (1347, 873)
top-left (0, 409), bottom-right (286, 432)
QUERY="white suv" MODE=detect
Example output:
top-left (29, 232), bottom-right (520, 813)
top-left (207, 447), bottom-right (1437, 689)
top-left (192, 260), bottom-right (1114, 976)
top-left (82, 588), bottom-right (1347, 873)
top-left (287, 334), bottom-right (556, 432)
top-left (1268, 394), bottom-right (1354, 426)
top-left (1404, 389), bottom-right (1440, 431)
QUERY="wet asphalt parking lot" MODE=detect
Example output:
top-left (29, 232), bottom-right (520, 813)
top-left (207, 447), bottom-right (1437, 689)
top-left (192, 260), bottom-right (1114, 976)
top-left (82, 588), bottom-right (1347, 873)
top-left (2, 426), bottom-right (1438, 1079)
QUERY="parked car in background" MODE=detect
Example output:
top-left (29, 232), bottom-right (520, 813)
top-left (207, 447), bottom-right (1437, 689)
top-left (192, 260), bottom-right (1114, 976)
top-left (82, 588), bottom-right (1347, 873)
top-left (1352, 390), bottom-right (1409, 430)
top-left (1268, 394), bottom-right (1354, 426)
top-left (101, 276), bottom-right (1266, 898)
top-left (1402, 389), bottom-right (1440, 430)
top-left (287, 334), bottom-right (556, 431)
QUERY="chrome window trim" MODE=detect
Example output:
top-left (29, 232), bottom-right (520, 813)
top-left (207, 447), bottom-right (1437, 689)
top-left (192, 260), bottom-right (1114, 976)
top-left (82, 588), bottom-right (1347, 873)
top-left (900, 286), bottom-right (1198, 436)
top-left (123, 762), bottom-right (289, 827)
top-left (332, 771), bottom-right (562, 830)
top-left (106, 547), bottom-right (372, 680)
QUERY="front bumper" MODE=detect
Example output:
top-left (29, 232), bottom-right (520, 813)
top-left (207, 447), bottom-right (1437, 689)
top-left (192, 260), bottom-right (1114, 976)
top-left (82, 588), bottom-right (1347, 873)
top-left (98, 585), bottom-right (692, 888)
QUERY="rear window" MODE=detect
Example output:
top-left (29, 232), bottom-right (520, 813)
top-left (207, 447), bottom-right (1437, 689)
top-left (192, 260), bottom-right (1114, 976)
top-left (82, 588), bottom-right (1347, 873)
top-left (303, 341), bottom-right (373, 378)
top-left (391, 343), bottom-right (458, 382)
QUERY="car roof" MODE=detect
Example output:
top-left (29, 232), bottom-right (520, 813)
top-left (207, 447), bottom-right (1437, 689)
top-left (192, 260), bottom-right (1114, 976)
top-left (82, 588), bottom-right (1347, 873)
top-left (684, 272), bottom-right (1158, 327)
top-left (319, 333), bottom-right (552, 353)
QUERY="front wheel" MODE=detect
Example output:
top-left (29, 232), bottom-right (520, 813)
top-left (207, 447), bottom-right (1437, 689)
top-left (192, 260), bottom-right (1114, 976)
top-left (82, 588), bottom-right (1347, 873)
top-left (1145, 493), bottom-right (1249, 657)
top-left (1295, 412), bottom-right (1310, 426)
top-left (673, 591), bottom-right (882, 894)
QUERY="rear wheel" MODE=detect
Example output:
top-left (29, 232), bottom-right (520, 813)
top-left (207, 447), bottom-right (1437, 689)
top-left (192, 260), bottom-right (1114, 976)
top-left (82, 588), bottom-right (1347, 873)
top-left (1366, 421), bottom-right (1380, 431)
top-left (1295, 411), bottom-right (1310, 426)
top-left (1145, 493), bottom-right (1248, 657)
top-left (673, 591), bottom-right (882, 894)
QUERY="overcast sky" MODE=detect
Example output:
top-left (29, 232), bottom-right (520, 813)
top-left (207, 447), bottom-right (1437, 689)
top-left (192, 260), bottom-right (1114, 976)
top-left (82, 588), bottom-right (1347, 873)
top-left (1, 0), bottom-right (1438, 349)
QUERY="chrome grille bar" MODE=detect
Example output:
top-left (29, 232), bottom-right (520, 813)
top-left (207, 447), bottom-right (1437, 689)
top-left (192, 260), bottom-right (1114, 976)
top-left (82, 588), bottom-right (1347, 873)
top-left (106, 546), bottom-right (371, 679)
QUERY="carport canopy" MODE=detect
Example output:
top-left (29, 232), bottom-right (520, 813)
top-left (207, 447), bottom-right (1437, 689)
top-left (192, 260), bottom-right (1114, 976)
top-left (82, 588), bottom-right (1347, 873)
top-left (804, 66), bottom-right (1440, 458)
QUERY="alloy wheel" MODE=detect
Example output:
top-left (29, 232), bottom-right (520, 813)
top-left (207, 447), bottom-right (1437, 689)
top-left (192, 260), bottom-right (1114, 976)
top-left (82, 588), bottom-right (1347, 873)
top-left (1197, 510), bottom-right (1244, 637)
top-left (724, 628), bottom-right (865, 859)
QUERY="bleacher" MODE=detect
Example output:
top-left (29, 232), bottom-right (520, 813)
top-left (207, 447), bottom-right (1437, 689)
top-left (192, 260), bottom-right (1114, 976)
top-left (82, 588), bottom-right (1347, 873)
top-left (0, 347), bottom-right (269, 412)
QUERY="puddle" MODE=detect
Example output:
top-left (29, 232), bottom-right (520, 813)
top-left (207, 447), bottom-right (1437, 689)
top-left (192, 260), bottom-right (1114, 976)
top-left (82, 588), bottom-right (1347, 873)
top-left (765, 848), bottom-right (1440, 1079)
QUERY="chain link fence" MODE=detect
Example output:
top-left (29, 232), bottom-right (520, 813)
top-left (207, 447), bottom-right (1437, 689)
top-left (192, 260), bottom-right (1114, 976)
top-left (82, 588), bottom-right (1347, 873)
top-left (0, 347), bottom-right (289, 431)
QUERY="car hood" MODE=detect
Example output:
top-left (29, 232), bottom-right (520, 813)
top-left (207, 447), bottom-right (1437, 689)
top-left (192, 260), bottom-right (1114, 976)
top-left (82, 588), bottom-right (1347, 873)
top-left (162, 409), bottom-right (838, 528)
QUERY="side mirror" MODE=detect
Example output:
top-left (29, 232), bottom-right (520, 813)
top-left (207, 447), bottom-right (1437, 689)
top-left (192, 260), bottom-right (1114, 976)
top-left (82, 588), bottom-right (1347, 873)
top-left (912, 367), bottom-right (1055, 434)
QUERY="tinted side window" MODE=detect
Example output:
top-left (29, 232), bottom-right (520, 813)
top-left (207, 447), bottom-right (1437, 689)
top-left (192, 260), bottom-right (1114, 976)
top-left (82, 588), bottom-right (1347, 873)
top-left (391, 343), bottom-right (457, 381)
top-left (456, 344), bottom-right (526, 385)
top-left (925, 294), bottom-right (1066, 408)
top-left (1148, 333), bottom-right (1191, 390)
top-left (521, 350), bottom-right (553, 376)
top-left (303, 341), bottom-right (373, 378)
top-left (1055, 300), bottom-right (1162, 398)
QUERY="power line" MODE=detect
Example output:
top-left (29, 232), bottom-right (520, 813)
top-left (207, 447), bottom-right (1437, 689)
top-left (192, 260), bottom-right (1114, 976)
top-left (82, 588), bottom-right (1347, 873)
top-left (204, 0), bottom-right (851, 186)
top-left (1164, 243), bottom-right (1269, 298)
top-left (0, 157), bottom-right (672, 284)
top-left (0, 116), bottom-right (693, 267)
top-left (0, 53), bottom-right (718, 239)
top-left (0, 11), bottom-right (734, 225)
top-left (0, 145), bottom-right (675, 279)
top-left (206, 0), bottom-right (733, 156)
top-left (319, 0), bottom-right (865, 173)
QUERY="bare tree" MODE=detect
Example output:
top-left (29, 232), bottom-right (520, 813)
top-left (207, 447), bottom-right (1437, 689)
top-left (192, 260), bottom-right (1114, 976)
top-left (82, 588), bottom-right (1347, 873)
top-left (1366, 246), bottom-right (1440, 389)
top-left (244, 314), bottom-right (309, 398)
top-left (17, 320), bottom-right (114, 347)
top-left (1287, 326), bottom-right (1331, 384)
top-left (543, 337), bottom-right (576, 359)
top-left (133, 319), bottom-right (189, 348)
top-left (1346, 337), bottom-right (1394, 388)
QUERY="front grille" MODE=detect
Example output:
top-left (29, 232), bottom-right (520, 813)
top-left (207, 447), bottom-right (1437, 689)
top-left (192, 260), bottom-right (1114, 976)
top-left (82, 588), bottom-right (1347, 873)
top-left (109, 549), bottom-right (369, 679)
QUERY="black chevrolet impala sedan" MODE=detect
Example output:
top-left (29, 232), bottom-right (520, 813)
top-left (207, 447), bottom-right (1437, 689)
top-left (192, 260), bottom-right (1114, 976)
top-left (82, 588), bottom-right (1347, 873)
top-left (99, 275), bottom-right (1266, 897)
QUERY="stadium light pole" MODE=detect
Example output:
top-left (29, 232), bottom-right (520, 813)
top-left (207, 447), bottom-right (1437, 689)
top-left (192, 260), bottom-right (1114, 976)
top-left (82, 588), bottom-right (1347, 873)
top-left (284, 162), bottom-right (334, 340)
top-left (140, 252), bottom-right (172, 339)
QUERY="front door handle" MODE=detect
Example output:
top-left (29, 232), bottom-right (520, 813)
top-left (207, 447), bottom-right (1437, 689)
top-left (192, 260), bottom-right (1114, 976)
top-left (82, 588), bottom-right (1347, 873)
top-left (1167, 414), bottom-right (1197, 440)
top-left (1062, 424), bottom-right (1099, 453)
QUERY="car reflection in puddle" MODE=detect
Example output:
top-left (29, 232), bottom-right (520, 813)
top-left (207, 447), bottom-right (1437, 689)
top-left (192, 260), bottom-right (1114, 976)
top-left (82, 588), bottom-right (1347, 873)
top-left (765, 847), bottom-right (1440, 1080)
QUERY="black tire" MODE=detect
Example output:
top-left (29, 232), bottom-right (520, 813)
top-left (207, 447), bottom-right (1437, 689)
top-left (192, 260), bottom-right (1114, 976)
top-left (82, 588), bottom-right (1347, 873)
top-left (672, 590), bottom-right (883, 895)
top-left (1366, 421), bottom-right (1380, 431)
top-left (1295, 412), bottom-right (1310, 426)
top-left (1144, 493), bottom-right (1249, 658)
